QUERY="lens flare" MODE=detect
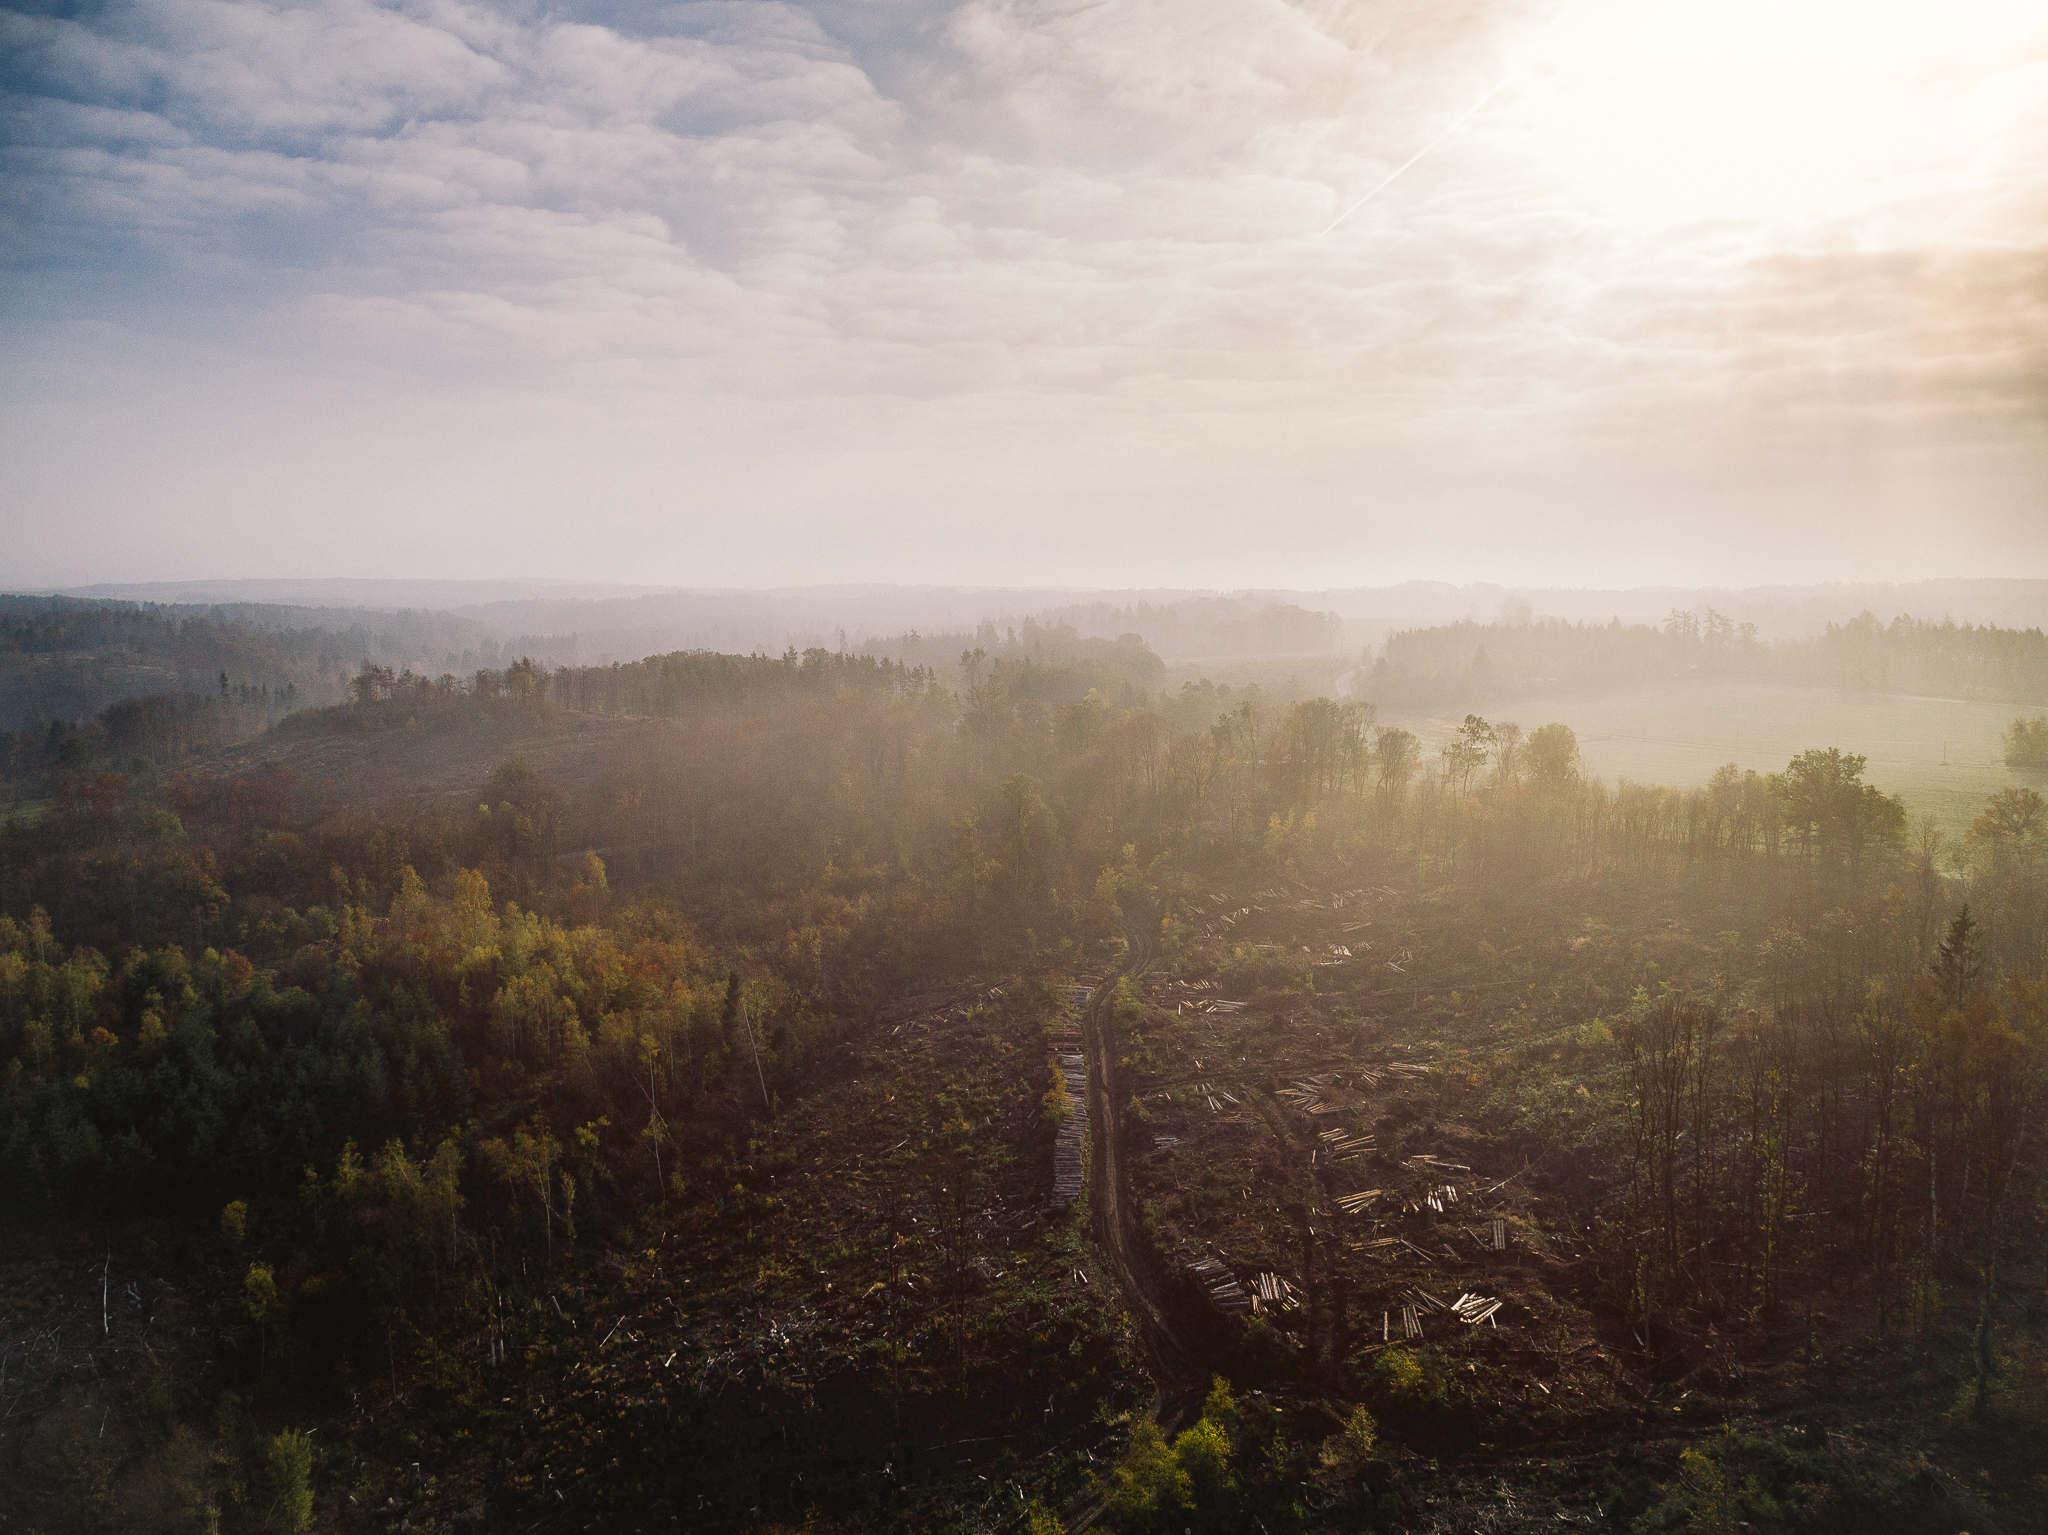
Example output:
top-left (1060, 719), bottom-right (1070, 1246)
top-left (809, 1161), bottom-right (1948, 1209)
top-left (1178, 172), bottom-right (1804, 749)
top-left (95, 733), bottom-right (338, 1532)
top-left (1492, 0), bottom-right (2047, 230)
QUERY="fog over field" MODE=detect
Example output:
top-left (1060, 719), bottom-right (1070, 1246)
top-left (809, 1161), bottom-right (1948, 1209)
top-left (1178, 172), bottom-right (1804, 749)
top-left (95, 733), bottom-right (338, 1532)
top-left (1388, 680), bottom-right (2035, 835)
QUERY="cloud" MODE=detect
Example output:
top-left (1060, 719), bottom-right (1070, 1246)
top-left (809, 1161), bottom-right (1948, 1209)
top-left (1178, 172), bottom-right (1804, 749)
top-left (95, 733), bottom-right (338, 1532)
top-left (1, 0), bottom-right (2045, 587)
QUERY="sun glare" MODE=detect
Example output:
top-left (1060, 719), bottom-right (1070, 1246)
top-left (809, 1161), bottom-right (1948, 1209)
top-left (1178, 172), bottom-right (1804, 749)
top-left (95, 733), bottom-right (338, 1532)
top-left (1496, 0), bottom-right (2048, 231)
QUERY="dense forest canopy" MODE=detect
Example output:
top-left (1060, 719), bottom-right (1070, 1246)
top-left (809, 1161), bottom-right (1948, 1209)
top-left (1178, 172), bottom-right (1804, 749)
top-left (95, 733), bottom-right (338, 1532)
top-left (0, 596), bottom-right (559, 734)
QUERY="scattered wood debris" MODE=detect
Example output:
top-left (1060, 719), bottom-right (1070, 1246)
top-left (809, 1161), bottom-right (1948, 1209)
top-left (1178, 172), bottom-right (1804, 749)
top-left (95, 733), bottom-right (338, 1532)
top-left (1413, 1183), bottom-right (1459, 1215)
top-left (1354, 1235), bottom-right (1436, 1263)
top-left (1402, 1154), bottom-right (1472, 1173)
top-left (1317, 1128), bottom-right (1375, 1161)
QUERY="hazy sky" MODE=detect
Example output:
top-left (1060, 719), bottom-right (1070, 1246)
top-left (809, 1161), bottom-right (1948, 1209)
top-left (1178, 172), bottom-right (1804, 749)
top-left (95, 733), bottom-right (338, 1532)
top-left (3, 0), bottom-right (2045, 588)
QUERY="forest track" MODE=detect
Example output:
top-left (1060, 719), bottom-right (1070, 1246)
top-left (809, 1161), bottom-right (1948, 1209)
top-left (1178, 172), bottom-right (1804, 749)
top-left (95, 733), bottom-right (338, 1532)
top-left (1067, 922), bottom-right (1214, 1532)
top-left (1080, 924), bottom-right (1209, 1420)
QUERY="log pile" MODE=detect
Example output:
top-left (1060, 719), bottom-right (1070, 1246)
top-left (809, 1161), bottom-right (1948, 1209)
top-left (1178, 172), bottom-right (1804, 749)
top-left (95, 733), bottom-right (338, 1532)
top-left (1277, 1074), bottom-right (1340, 1115)
top-left (1188, 1256), bottom-right (1250, 1316)
top-left (1450, 1291), bottom-right (1502, 1326)
top-left (1052, 1049), bottom-right (1088, 1202)
top-left (1250, 1272), bottom-right (1300, 1314)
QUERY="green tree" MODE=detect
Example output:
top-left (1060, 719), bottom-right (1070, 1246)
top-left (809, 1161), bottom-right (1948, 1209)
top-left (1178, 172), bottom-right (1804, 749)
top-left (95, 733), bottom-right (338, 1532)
top-left (1932, 906), bottom-right (1983, 1008)
top-left (1970, 787), bottom-right (2044, 861)
top-left (1526, 722), bottom-right (1581, 790)
top-left (2002, 715), bottom-right (2048, 771)
top-left (1773, 746), bottom-right (1905, 873)
top-left (1373, 726), bottom-right (1419, 809)
top-left (482, 1122), bottom-right (566, 1262)
top-left (1441, 714), bottom-right (1493, 796)
top-left (992, 772), bottom-right (1057, 916)
top-left (245, 1262), bottom-right (280, 1373)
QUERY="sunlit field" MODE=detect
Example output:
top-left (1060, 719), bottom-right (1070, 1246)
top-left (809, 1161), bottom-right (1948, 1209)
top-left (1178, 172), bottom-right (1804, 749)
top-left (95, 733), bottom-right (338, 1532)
top-left (1394, 679), bottom-right (2044, 838)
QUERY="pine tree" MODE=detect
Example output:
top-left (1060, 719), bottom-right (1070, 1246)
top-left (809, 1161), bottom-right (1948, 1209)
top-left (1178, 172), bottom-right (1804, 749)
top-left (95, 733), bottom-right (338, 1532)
top-left (1932, 905), bottom-right (1983, 1007)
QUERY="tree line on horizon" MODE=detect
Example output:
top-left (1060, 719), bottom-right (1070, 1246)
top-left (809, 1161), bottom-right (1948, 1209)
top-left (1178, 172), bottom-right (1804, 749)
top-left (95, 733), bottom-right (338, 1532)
top-left (1367, 608), bottom-right (2048, 707)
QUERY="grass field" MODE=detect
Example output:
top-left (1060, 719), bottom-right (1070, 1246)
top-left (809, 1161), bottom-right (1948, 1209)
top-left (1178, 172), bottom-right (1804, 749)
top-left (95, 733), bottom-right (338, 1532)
top-left (1390, 680), bottom-right (2048, 839)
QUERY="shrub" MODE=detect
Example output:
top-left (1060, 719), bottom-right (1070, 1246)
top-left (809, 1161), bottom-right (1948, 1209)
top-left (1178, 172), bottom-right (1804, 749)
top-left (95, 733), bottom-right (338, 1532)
top-left (1171, 1418), bottom-right (1234, 1505)
top-left (1374, 1347), bottom-right (1427, 1402)
top-left (1630, 1427), bottom-right (1828, 1534)
top-left (265, 1429), bottom-right (314, 1534)
top-left (1341, 1403), bottom-right (1377, 1458)
top-left (1043, 1062), bottom-right (1072, 1128)
top-left (1318, 1404), bottom-right (1379, 1479)
top-left (1105, 1384), bottom-right (1243, 1532)
top-left (1107, 1418), bottom-right (1189, 1528)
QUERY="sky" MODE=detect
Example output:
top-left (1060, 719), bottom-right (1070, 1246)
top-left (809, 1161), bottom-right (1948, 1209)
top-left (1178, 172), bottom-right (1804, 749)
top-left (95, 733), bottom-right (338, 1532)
top-left (2, 0), bottom-right (2045, 590)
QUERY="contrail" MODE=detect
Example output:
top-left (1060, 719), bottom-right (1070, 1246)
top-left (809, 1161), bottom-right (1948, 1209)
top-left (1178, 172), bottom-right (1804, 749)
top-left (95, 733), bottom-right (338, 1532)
top-left (1320, 76), bottom-right (1510, 236)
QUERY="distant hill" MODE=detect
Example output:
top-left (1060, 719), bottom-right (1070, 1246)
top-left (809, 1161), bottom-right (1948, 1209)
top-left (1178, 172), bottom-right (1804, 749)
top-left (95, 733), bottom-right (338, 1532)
top-left (57, 577), bottom-right (2048, 656)
top-left (11, 580), bottom-right (2043, 746)
top-left (0, 596), bottom-right (524, 733)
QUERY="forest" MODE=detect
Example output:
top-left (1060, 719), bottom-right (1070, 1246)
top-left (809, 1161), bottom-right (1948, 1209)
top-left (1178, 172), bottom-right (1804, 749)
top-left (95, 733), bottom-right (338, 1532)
top-left (1367, 610), bottom-right (2048, 708)
top-left (0, 597), bottom-right (561, 746)
top-left (3, 614), bottom-right (2048, 1535)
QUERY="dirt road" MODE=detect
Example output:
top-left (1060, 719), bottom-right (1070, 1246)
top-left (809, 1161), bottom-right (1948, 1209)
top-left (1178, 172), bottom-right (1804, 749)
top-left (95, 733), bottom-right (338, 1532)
top-left (1079, 926), bottom-right (1210, 1429)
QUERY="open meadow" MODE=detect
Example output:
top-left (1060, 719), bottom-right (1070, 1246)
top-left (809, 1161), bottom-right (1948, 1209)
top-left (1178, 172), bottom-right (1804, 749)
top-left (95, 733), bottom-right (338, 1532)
top-left (1390, 680), bottom-right (2047, 839)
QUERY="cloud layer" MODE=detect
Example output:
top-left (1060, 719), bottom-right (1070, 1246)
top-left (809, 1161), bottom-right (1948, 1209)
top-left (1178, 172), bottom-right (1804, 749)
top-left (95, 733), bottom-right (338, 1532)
top-left (3, 0), bottom-right (2045, 586)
